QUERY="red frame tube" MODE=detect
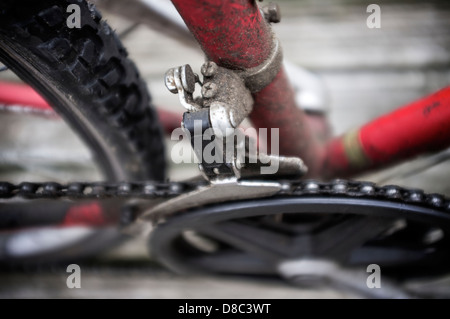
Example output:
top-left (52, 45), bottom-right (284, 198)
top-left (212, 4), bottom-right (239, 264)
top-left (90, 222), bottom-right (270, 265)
top-left (360, 87), bottom-right (450, 163)
top-left (170, 0), bottom-right (272, 69)
top-left (250, 69), bottom-right (325, 176)
top-left (0, 81), bottom-right (52, 111)
top-left (322, 87), bottom-right (450, 178)
top-left (0, 81), bottom-right (182, 134)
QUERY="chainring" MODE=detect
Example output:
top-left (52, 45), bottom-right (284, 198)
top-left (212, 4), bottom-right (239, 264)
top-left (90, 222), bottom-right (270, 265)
top-left (2, 178), bottom-right (450, 285)
top-left (149, 185), bottom-right (450, 283)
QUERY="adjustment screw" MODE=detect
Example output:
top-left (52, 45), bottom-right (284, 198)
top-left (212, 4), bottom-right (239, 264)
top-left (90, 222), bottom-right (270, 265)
top-left (164, 68), bottom-right (178, 94)
top-left (201, 61), bottom-right (218, 77)
top-left (263, 3), bottom-right (281, 23)
top-left (202, 82), bottom-right (218, 98)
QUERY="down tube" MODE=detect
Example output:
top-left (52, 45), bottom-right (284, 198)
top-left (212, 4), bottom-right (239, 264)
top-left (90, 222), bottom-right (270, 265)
top-left (323, 87), bottom-right (450, 178)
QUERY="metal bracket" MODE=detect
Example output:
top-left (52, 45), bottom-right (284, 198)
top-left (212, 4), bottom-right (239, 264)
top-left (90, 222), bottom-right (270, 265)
top-left (200, 61), bottom-right (254, 138)
top-left (164, 57), bottom-right (307, 182)
top-left (239, 37), bottom-right (283, 93)
top-left (181, 106), bottom-right (307, 181)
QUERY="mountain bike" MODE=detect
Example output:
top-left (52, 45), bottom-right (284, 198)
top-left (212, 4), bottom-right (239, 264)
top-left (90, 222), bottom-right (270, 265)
top-left (0, 0), bottom-right (449, 298)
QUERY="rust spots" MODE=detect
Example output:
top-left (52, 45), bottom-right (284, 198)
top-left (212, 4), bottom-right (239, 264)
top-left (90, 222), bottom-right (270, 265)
top-left (423, 101), bottom-right (441, 117)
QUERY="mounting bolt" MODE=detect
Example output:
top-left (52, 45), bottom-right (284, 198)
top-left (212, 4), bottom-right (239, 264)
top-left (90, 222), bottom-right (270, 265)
top-left (262, 3), bottom-right (281, 23)
top-left (164, 68), bottom-right (178, 94)
top-left (202, 82), bottom-right (218, 99)
top-left (201, 61), bottom-right (218, 77)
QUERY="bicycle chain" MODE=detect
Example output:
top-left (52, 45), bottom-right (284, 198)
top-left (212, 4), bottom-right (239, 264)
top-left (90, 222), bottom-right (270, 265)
top-left (0, 180), bottom-right (449, 215)
top-left (287, 180), bottom-right (450, 211)
top-left (0, 181), bottom-right (192, 200)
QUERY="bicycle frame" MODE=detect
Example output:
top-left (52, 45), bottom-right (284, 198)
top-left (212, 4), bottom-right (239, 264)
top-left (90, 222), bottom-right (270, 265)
top-left (0, 80), bottom-right (182, 135)
top-left (0, 0), bottom-right (449, 180)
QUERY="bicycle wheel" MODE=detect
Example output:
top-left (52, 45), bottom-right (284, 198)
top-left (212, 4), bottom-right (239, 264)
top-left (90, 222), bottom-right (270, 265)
top-left (0, 0), bottom-right (166, 263)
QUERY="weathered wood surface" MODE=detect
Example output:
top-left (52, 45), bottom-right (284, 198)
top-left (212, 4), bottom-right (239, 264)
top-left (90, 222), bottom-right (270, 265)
top-left (0, 0), bottom-right (449, 298)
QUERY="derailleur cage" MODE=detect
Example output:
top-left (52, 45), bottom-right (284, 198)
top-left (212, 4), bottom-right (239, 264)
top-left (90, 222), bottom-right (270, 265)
top-left (164, 61), bottom-right (307, 182)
